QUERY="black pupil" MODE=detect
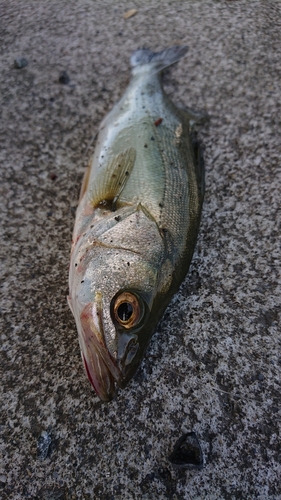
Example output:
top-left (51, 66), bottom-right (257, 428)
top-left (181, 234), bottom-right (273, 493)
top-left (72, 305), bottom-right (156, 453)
top-left (117, 302), bottom-right (133, 322)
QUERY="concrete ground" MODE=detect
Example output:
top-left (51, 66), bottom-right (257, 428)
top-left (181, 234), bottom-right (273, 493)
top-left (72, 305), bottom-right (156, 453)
top-left (1, 1), bottom-right (280, 499)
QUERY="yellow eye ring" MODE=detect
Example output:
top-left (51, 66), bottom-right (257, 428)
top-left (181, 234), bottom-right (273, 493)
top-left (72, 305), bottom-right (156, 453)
top-left (113, 292), bottom-right (142, 329)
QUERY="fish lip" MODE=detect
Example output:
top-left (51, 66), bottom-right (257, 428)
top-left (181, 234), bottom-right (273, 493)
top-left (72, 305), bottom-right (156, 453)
top-left (81, 352), bottom-right (115, 402)
top-left (80, 301), bottom-right (121, 402)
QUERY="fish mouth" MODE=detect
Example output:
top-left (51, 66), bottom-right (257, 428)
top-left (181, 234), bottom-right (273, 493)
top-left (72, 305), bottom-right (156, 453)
top-left (79, 300), bottom-right (140, 401)
top-left (81, 351), bottom-right (115, 402)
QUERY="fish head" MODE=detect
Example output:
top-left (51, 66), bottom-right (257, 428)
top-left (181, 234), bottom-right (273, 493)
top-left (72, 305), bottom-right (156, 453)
top-left (69, 247), bottom-right (162, 401)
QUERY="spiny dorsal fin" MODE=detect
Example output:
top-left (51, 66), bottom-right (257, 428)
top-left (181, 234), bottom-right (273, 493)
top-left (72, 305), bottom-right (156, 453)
top-left (89, 148), bottom-right (136, 209)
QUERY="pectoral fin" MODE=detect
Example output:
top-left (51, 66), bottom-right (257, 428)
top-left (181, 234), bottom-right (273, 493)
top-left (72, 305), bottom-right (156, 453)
top-left (90, 148), bottom-right (136, 210)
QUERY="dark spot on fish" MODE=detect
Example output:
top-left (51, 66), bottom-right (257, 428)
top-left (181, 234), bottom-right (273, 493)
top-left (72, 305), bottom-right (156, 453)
top-left (75, 263), bottom-right (78, 267)
top-left (159, 203), bottom-right (164, 208)
top-left (127, 262), bottom-right (130, 266)
top-left (151, 136), bottom-right (155, 141)
top-left (142, 106), bottom-right (146, 109)
top-left (81, 280), bottom-right (84, 283)
top-left (154, 118), bottom-right (163, 126)
top-left (170, 162), bottom-right (173, 165)
top-left (112, 174), bottom-right (117, 178)
top-left (101, 155), bottom-right (104, 158)
top-left (144, 144), bottom-right (148, 148)
top-left (114, 215), bottom-right (121, 222)
top-left (125, 171), bottom-right (129, 175)
top-left (49, 172), bottom-right (57, 181)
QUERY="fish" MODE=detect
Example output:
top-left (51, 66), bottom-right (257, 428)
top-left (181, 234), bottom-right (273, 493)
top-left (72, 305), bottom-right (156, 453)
top-left (68, 46), bottom-right (206, 401)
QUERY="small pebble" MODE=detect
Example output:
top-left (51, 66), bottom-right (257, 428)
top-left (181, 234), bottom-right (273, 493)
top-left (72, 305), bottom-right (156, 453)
top-left (59, 71), bottom-right (70, 84)
top-left (14, 57), bottom-right (28, 69)
top-left (37, 430), bottom-right (52, 460)
top-left (123, 9), bottom-right (138, 19)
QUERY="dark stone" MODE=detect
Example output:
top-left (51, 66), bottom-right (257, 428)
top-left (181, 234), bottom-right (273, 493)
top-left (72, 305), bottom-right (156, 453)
top-left (59, 71), bottom-right (70, 84)
top-left (168, 432), bottom-right (204, 469)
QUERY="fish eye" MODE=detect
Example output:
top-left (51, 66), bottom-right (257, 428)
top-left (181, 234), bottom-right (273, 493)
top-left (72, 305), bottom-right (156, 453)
top-left (113, 292), bottom-right (142, 329)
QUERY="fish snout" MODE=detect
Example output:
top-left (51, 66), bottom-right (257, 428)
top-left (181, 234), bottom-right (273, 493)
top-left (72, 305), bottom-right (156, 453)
top-left (79, 294), bottom-right (144, 399)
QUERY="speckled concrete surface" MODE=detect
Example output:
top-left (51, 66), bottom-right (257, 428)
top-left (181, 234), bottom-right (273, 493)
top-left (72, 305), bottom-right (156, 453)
top-left (1, 1), bottom-right (281, 499)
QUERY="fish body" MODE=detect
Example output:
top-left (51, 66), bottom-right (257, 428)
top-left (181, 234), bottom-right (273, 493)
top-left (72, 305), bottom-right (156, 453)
top-left (68, 46), bottom-right (205, 401)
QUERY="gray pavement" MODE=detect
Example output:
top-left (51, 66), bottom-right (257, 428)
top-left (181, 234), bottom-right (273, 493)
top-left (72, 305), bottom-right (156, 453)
top-left (1, 1), bottom-right (281, 498)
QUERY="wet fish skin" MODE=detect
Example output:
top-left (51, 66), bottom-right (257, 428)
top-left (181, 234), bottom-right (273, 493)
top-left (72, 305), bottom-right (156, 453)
top-left (68, 46), bottom-right (205, 401)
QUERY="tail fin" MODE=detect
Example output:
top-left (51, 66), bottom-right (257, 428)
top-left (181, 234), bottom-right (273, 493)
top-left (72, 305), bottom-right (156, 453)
top-left (130, 46), bottom-right (188, 74)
